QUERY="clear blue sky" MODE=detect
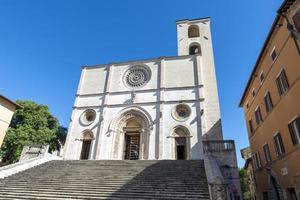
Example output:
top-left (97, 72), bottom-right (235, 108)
top-left (0, 0), bottom-right (283, 166)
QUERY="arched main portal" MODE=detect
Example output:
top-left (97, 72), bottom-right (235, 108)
top-left (109, 106), bottom-right (153, 160)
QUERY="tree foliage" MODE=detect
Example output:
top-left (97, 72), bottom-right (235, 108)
top-left (239, 168), bottom-right (251, 200)
top-left (0, 100), bottom-right (67, 163)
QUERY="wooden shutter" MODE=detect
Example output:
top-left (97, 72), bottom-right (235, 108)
top-left (279, 134), bottom-right (285, 154)
top-left (276, 77), bottom-right (283, 95)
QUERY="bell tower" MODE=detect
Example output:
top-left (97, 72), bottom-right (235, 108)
top-left (176, 17), bottom-right (211, 56)
top-left (176, 17), bottom-right (223, 141)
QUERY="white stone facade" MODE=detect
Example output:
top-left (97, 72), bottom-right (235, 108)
top-left (64, 17), bottom-right (223, 161)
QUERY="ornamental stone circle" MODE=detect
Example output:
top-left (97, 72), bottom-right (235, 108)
top-left (123, 65), bottom-right (151, 88)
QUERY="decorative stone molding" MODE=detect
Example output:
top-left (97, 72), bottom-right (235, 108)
top-left (210, 184), bottom-right (228, 200)
top-left (123, 65), bottom-right (151, 89)
top-left (172, 125), bottom-right (191, 137)
top-left (108, 106), bottom-right (153, 159)
top-left (80, 130), bottom-right (94, 140)
top-left (171, 104), bottom-right (191, 122)
top-left (80, 109), bottom-right (96, 126)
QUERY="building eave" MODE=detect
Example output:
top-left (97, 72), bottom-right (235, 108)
top-left (238, 15), bottom-right (282, 107)
top-left (0, 95), bottom-right (22, 109)
top-left (239, 0), bottom-right (297, 107)
top-left (278, 0), bottom-right (296, 14)
top-left (176, 17), bottom-right (210, 24)
top-left (82, 54), bottom-right (199, 70)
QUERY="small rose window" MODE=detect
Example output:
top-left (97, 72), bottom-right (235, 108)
top-left (80, 109), bottom-right (96, 126)
top-left (172, 104), bottom-right (191, 121)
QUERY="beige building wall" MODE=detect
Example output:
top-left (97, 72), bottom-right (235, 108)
top-left (0, 96), bottom-right (19, 147)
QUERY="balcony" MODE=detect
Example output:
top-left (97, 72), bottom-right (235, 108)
top-left (203, 140), bottom-right (235, 153)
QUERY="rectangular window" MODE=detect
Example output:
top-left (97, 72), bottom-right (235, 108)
top-left (260, 72), bottom-right (264, 83)
top-left (288, 117), bottom-right (300, 146)
top-left (254, 152), bottom-right (261, 169)
top-left (248, 119), bottom-right (254, 134)
top-left (274, 133), bottom-right (285, 156)
top-left (271, 48), bottom-right (277, 61)
top-left (246, 102), bottom-right (249, 109)
top-left (252, 89), bottom-right (256, 97)
top-left (293, 11), bottom-right (300, 33)
top-left (264, 92), bottom-right (273, 113)
top-left (263, 144), bottom-right (271, 163)
top-left (276, 70), bottom-right (289, 96)
top-left (255, 107), bottom-right (263, 125)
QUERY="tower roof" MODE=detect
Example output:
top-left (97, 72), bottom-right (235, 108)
top-left (176, 17), bottom-right (210, 24)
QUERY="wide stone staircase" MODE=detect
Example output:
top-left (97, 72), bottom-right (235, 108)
top-left (0, 160), bottom-right (210, 200)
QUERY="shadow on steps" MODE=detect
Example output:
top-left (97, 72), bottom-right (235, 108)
top-left (108, 160), bottom-right (210, 200)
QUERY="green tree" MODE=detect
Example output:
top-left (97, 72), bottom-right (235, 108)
top-left (239, 168), bottom-right (251, 200)
top-left (0, 100), bottom-right (67, 163)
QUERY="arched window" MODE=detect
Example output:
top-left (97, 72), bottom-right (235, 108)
top-left (189, 44), bottom-right (201, 55)
top-left (188, 25), bottom-right (199, 38)
top-left (80, 130), bottom-right (94, 160)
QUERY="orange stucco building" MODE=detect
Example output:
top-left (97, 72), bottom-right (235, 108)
top-left (240, 0), bottom-right (300, 199)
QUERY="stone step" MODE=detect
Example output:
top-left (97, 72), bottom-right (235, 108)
top-left (0, 187), bottom-right (208, 196)
top-left (0, 185), bottom-right (208, 192)
top-left (0, 160), bottom-right (210, 199)
top-left (0, 190), bottom-right (208, 200)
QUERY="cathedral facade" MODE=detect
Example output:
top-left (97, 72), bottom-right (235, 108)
top-left (64, 17), bottom-right (221, 161)
top-left (63, 17), bottom-right (241, 198)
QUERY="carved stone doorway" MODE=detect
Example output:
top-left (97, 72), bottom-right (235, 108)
top-left (80, 130), bottom-right (94, 160)
top-left (109, 106), bottom-right (153, 160)
top-left (172, 126), bottom-right (191, 160)
top-left (175, 137), bottom-right (187, 160)
top-left (80, 140), bottom-right (91, 160)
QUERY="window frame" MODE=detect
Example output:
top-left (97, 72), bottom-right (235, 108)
top-left (255, 106), bottom-right (263, 125)
top-left (270, 46), bottom-right (277, 61)
top-left (264, 91), bottom-right (273, 113)
top-left (246, 101), bottom-right (249, 109)
top-left (288, 117), bottom-right (300, 146)
top-left (274, 132), bottom-right (285, 156)
top-left (253, 151), bottom-right (261, 169)
top-left (276, 69), bottom-right (289, 96)
top-left (188, 25), bottom-right (200, 38)
top-left (292, 11), bottom-right (300, 33)
top-left (263, 144), bottom-right (271, 163)
top-left (259, 71), bottom-right (265, 84)
top-left (252, 88), bottom-right (256, 97)
top-left (248, 119), bottom-right (254, 134)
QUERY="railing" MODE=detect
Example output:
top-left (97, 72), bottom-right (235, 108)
top-left (203, 140), bottom-right (235, 153)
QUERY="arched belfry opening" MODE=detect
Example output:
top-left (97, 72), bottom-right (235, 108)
top-left (188, 25), bottom-right (200, 38)
top-left (172, 126), bottom-right (191, 160)
top-left (189, 43), bottom-right (201, 55)
top-left (109, 106), bottom-right (153, 160)
top-left (80, 130), bottom-right (94, 160)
